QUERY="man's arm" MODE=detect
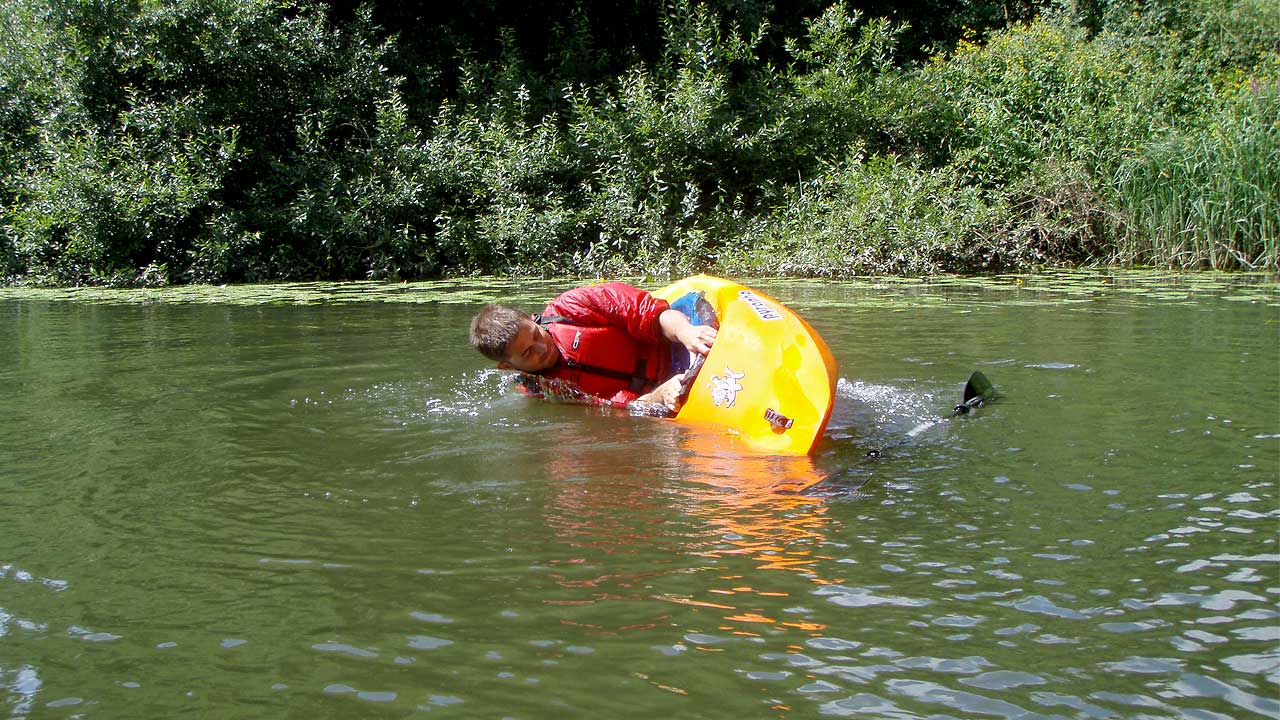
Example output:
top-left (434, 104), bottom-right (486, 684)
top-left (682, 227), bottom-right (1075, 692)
top-left (544, 283), bottom-right (668, 342)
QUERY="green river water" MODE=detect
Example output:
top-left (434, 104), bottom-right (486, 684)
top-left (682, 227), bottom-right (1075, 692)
top-left (1, 272), bottom-right (1277, 719)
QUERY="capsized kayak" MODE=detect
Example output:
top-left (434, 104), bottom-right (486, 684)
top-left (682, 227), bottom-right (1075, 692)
top-left (653, 275), bottom-right (838, 455)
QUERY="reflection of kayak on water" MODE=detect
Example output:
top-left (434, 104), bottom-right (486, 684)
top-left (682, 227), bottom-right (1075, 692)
top-left (517, 275), bottom-right (839, 456)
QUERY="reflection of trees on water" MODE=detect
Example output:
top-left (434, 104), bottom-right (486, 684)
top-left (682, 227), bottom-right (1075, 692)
top-left (535, 414), bottom-right (842, 638)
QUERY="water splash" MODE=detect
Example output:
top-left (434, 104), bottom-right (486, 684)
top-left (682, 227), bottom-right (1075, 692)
top-left (833, 378), bottom-right (941, 437)
top-left (317, 368), bottom-right (514, 428)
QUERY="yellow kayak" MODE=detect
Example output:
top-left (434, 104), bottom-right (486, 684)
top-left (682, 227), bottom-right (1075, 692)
top-left (653, 275), bottom-right (838, 455)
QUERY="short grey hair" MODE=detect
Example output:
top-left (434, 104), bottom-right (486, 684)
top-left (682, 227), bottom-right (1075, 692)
top-left (469, 304), bottom-right (527, 361)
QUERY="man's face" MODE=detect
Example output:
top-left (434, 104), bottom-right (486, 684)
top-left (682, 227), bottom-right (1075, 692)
top-left (498, 319), bottom-right (559, 373)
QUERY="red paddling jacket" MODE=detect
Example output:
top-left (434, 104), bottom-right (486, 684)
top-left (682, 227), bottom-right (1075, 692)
top-left (534, 283), bottom-right (671, 405)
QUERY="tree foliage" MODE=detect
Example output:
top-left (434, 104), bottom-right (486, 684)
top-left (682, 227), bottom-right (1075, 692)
top-left (1, 0), bottom-right (1275, 285)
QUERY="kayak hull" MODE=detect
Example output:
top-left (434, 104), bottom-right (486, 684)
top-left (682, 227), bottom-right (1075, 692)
top-left (653, 275), bottom-right (838, 455)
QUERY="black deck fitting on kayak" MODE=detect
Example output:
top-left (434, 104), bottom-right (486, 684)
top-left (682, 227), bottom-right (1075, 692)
top-left (764, 408), bottom-right (794, 431)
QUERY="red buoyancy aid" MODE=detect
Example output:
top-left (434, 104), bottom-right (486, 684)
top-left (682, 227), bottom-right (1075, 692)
top-left (539, 319), bottom-right (668, 404)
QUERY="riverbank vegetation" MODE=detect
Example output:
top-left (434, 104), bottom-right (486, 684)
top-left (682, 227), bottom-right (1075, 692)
top-left (1, 0), bottom-right (1276, 286)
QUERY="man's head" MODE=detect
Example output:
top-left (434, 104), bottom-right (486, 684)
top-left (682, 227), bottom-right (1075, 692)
top-left (470, 304), bottom-right (560, 372)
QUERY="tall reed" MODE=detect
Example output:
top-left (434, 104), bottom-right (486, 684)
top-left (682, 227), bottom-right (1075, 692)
top-left (1113, 84), bottom-right (1278, 270)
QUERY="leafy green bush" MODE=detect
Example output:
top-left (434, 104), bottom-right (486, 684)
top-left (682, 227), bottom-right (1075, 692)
top-left (6, 0), bottom-right (406, 284)
top-left (2, 0), bottom-right (1275, 284)
top-left (718, 152), bottom-right (1005, 276)
top-left (11, 94), bottom-right (238, 285)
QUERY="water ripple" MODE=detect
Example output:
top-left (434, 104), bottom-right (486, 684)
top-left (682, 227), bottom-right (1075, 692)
top-left (815, 585), bottom-right (932, 609)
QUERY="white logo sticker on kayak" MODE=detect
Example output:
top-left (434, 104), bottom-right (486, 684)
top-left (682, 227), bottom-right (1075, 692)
top-left (738, 290), bottom-right (781, 321)
top-left (710, 366), bottom-right (745, 408)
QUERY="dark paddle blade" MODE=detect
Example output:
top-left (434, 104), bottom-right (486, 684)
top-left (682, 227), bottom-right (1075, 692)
top-left (955, 371), bottom-right (996, 414)
top-left (963, 371), bottom-right (995, 404)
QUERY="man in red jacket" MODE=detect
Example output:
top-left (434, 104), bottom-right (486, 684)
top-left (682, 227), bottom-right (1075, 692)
top-left (470, 282), bottom-right (716, 410)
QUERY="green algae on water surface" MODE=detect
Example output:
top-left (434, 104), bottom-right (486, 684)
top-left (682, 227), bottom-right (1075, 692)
top-left (0, 270), bottom-right (1274, 308)
top-left (0, 278), bottom-right (583, 307)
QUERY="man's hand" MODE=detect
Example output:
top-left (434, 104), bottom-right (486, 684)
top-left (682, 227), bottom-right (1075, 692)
top-left (659, 309), bottom-right (717, 356)
top-left (676, 324), bottom-right (717, 355)
top-left (635, 374), bottom-right (687, 412)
